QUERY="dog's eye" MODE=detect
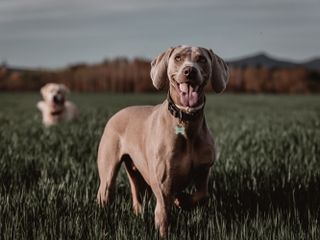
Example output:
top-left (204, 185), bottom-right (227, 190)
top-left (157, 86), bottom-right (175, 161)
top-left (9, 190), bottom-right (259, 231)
top-left (197, 56), bottom-right (207, 64)
top-left (175, 55), bottom-right (182, 62)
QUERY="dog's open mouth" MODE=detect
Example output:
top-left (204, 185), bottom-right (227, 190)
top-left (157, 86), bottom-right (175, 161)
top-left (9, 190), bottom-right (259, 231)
top-left (176, 82), bottom-right (200, 107)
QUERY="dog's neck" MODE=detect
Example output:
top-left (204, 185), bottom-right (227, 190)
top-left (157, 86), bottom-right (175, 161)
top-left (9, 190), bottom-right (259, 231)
top-left (167, 92), bottom-right (205, 122)
top-left (51, 109), bottom-right (64, 116)
top-left (166, 91), bottom-right (206, 139)
top-left (46, 102), bottom-right (65, 116)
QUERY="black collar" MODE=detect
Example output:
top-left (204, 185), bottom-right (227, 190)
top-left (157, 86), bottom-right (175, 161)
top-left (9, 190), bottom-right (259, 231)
top-left (167, 92), bottom-right (205, 122)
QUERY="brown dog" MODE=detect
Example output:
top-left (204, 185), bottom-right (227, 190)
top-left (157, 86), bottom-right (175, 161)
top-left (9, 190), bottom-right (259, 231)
top-left (37, 83), bottom-right (79, 127)
top-left (97, 45), bottom-right (229, 237)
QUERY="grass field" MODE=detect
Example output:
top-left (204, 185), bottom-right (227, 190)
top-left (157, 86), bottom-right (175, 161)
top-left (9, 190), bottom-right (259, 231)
top-left (0, 93), bottom-right (319, 239)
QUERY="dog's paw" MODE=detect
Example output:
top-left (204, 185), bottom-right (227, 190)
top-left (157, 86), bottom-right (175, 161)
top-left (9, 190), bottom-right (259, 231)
top-left (132, 202), bottom-right (142, 215)
top-left (174, 192), bottom-right (193, 210)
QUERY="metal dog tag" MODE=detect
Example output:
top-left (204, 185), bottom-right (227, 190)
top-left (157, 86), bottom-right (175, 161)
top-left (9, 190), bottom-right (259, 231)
top-left (175, 125), bottom-right (186, 136)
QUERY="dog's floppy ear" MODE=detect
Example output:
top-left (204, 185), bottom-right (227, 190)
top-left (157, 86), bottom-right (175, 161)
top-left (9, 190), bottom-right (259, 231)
top-left (60, 84), bottom-right (70, 94)
top-left (150, 47), bottom-right (175, 90)
top-left (208, 49), bottom-right (230, 93)
top-left (40, 84), bottom-right (49, 98)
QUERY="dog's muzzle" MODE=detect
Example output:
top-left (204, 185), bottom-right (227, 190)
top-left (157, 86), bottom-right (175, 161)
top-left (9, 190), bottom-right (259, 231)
top-left (53, 95), bottom-right (65, 105)
top-left (182, 66), bottom-right (197, 80)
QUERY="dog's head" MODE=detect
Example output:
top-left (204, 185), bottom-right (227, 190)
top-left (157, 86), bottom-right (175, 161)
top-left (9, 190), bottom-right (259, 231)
top-left (40, 83), bottom-right (69, 106)
top-left (150, 45), bottom-right (229, 107)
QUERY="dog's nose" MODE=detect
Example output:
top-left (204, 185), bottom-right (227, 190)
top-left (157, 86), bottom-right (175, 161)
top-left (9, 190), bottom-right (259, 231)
top-left (183, 66), bottom-right (197, 79)
top-left (53, 95), bottom-right (64, 104)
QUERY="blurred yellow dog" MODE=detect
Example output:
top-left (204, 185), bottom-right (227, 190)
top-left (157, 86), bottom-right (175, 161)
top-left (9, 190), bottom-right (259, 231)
top-left (37, 83), bottom-right (79, 126)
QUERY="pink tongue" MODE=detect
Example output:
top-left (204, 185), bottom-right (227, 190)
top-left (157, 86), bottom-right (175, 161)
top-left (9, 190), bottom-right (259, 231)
top-left (179, 83), bottom-right (199, 107)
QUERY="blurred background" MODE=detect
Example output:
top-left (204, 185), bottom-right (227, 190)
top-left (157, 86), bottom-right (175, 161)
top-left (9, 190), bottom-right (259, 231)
top-left (0, 0), bottom-right (319, 93)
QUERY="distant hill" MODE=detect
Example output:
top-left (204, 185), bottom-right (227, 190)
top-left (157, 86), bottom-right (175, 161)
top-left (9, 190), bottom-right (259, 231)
top-left (2, 52), bottom-right (320, 72)
top-left (228, 52), bottom-right (320, 71)
top-left (303, 58), bottom-right (320, 71)
top-left (1, 53), bottom-right (320, 93)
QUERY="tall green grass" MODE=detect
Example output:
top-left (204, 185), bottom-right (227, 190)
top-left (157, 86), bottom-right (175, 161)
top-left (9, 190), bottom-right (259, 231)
top-left (0, 93), bottom-right (319, 239)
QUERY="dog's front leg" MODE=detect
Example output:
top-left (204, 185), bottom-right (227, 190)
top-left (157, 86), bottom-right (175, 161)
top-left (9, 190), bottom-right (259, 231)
top-left (150, 172), bottom-right (172, 238)
top-left (154, 190), bottom-right (171, 238)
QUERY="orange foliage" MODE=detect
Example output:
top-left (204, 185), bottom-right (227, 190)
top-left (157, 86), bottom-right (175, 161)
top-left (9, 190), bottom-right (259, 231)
top-left (227, 66), bottom-right (316, 93)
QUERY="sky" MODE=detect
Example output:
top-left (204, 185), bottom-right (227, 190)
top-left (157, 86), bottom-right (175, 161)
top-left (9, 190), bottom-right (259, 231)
top-left (0, 0), bottom-right (319, 68)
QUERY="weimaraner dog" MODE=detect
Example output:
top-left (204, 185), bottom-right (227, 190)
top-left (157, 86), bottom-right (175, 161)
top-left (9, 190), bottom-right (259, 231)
top-left (37, 83), bottom-right (79, 127)
top-left (97, 45), bottom-right (229, 237)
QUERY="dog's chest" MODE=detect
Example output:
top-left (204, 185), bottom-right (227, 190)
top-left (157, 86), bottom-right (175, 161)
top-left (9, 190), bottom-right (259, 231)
top-left (166, 134), bottom-right (214, 189)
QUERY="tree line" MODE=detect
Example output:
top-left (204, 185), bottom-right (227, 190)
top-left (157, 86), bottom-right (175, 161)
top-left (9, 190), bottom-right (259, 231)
top-left (0, 58), bottom-right (319, 93)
